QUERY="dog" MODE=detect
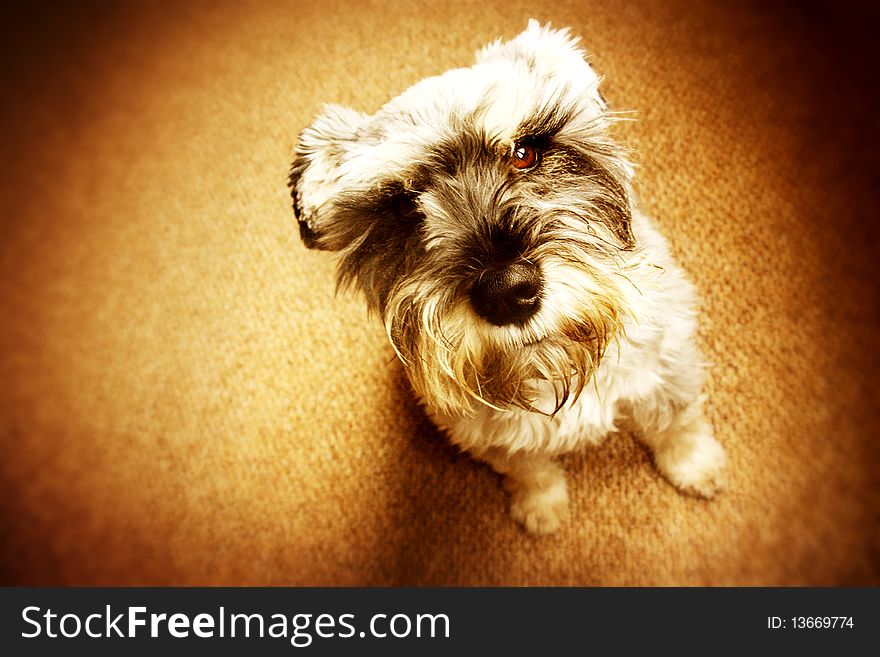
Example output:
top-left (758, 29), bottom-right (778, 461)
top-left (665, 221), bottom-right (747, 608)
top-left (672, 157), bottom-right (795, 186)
top-left (289, 20), bottom-right (726, 533)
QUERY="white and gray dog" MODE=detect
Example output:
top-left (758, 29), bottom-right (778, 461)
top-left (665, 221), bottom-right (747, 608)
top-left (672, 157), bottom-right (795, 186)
top-left (289, 21), bottom-right (726, 533)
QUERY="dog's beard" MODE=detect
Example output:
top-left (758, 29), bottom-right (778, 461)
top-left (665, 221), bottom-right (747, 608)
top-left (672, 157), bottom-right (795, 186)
top-left (384, 249), bottom-right (634, 417)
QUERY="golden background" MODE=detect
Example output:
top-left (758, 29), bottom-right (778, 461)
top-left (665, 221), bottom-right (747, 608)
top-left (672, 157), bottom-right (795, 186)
top-left (1, 0), bottom-right (877, 584)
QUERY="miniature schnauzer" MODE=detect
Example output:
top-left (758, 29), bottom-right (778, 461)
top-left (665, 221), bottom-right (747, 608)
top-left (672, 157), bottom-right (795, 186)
top-left (289, 21), bottom-right (726, 533)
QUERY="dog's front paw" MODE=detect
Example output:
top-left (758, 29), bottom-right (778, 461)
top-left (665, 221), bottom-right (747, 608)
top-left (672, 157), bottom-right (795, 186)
top-left (507, 476), bottom-right (570, 534)
top-left (655, 429), bottom-right (727, 498)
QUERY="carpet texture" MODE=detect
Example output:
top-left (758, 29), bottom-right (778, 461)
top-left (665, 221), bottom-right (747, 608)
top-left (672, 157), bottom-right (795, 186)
top-left (1, 0), bottom-right (878, 585)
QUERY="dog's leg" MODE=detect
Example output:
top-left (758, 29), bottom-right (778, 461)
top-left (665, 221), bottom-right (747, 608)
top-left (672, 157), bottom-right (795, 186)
top-left (473, 446), bottom-right (570, 534)
top-left (631, 397), bottom-right (726, 498)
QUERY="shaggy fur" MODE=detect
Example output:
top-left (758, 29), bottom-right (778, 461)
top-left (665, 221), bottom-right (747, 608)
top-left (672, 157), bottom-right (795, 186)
top-left (289, 20), bottom-right (726, 533)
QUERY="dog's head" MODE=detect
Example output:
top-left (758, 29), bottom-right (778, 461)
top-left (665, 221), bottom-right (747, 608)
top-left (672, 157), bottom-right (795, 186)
top-left (290, 20), bottom-right (645, 416)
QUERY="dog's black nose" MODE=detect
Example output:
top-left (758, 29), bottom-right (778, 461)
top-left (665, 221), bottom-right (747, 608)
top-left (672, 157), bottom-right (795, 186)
top-left (470, 261), bottom-right (542, 326)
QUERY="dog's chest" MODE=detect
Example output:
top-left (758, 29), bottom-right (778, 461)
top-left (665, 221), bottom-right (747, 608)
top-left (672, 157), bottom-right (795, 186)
top-left (433, 322), bottom-right (666, 455)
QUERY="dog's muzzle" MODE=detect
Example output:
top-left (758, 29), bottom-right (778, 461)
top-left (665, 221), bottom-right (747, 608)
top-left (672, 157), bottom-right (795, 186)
top-left (470, 260), bottom-right (542, 326)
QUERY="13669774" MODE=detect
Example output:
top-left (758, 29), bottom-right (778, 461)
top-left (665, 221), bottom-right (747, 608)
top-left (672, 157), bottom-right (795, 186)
top-left (767, 616), bottom-right (854, 630)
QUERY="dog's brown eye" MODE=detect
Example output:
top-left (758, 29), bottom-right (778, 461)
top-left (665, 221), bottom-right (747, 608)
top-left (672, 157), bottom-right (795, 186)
top-left (511, 143), bottom-right (539, 171)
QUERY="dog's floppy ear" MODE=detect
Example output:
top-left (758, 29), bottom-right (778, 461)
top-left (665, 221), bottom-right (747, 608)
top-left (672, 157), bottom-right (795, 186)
top-left (289, 104), bottom-right (371, 250)
top-left (477, 19), bottom-right (606, 112)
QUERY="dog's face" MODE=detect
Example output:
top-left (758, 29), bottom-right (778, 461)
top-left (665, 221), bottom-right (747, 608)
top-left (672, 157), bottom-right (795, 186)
top-left (290, 21), bottom-right (644, 416)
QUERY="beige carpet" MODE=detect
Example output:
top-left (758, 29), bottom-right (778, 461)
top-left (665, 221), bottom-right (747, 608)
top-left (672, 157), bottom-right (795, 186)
top-left (1, 0), bottom-right (877, 585)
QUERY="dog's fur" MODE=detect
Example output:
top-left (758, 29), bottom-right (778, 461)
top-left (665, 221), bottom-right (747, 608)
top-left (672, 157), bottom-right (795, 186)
top-left (289, 21), bottom-right (726, 533)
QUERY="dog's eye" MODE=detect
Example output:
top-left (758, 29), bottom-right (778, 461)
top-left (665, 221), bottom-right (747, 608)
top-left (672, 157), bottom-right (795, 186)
top-left (511, 143), bottom-right (539, 171)
top-left (395, 193), bottom-right (423, 222)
